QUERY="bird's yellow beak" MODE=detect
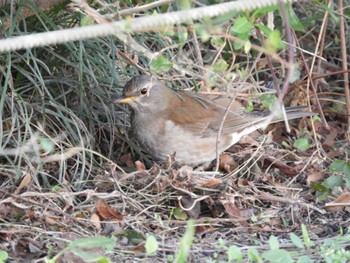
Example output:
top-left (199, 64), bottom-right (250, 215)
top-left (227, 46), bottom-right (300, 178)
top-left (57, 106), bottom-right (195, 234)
top-left (115, 96), bottom-right (137, 104)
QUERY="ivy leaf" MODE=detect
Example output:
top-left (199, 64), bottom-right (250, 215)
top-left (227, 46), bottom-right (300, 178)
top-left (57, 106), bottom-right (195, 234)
top-left (289, 233), bottom-right (304, 249)
top-left (150, 56), bottom-right (172, 73)
top-left (343, 163), bottom-right (350, 189)
top-left (227, 245), bottom-right (243, 262)
top-left (264, 30), bottom-right (286, 52)
top-left (260, 94), bottom-right (276, 109)
top-left (293, 138), bottom-right (309, 152)
top-left (269, 235), bottom-right (280, 250)
top-left (145, 235), bottom-right (158, 255)
top-left (285, 3), bottom-right (305, 32)
top-left (231, 16), bottom-right (253, 34)
top-left (212, 59), bottom-right (228, 73)
top-left (329, 160), bottom-right (346, 173)
top-left (322, 175), bottom-right (343, 189)
top-left (262, 249), bottom-right (293, 263)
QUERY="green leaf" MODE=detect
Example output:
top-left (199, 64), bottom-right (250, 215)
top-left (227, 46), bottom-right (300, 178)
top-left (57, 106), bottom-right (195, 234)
top-left (256, 24), bottom-right (273, 36)
top-left (285, 3), bottom-right (305, 32)
top-left (167, 254), bottom-right (175, 262)
top-left (175, 220), bottom-right (195, 263)
top-left (145, 235), bottom-right (158, 255)
top-left (264, 30), bottom-right (286, 52)
top-left (310, 181), bottom-right (328, 192)
top-left (81, 15), bottom-right (95, 26)
top-left (171, 207), bottom-right (188, 220)
top-left (227, 245), bottom-right (243, 262)
top-left (301, 224), bottom-right (314, 249)
top-left (176, 0), bottom-right (192, 10)
top-left (262, 249), bottom-right (293, 263)
top-left (40, 138), bottom-right (55, 153)
top-left (247, 247), bottom-right (262, 261)
top-left (269, 235), bottom-right (280, 250)
top-left (68, 237), bottom-right (115, 250)
top-left (296, 255), bottom-right (314, 263)
top-left (231, 16), bottom-right (253, 34)
top-left (281, 141), bottom-right (290, 148)
top-left (176, 28), bottom-right (188, 43)
top-left (126, 230), bottom-right (144, 245)
top-left (212, 59), bottom-right (228, 73)
top-left (252, 5), bottom-right (279, 19)
top-left (289, 233), bottom-right (304, 249)
top-left (260, 93), bottom-right (277, 109)
top-left (69, 247), bottom-right (108, 263)
top-left (212, 11), bottom-right (238, 25)
top-left (233, 31), bottom-right (250, 50)
top-left (0, 251), bottom-right (8, 262)
top-left (217, 238), bottom-right (225, 248)
top-left (194, 24), bottom-right (210, 42)
top-left (244, 100), bottom-right (254, 112)
top-left (149, 56), bottom-right (172, 73)
top-left (329, 160), bottom-right (346, 173)
top-left (210, 36), bottom-right (224, 48)
top-left (343, 163), bottom-right (350, 189)
top-left (322, 175), bottom-right (343, 189)
top-left (293, 138), bottom-right (310, 152)
top-left (290, 64), bottom-right (301, 83)
top-left (244, 41), bottom-right (251, 53)
top-left (96, 258), bottom-right (110, 263)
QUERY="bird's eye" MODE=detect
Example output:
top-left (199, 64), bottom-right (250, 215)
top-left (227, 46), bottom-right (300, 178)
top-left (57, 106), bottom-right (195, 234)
top-left (140, 88), bottom-right (148, 95)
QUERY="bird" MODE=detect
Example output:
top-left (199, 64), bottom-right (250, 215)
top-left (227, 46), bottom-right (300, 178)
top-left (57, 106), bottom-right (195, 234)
top-left (115, 75), bottom-right (313, 165)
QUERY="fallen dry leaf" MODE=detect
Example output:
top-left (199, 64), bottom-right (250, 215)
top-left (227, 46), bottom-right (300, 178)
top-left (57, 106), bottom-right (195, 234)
top-left (221, 199), bottom-right (241, 218)
top-left (306, 171), bottom-right (326, 185)
top-left (200, 178), bottom-right (222, 188)
top-left (90, 212), bottom-right (101, 230)
top-left (132, 243), bottom-right (145, 253)
top-left (135, 160), bottom-right (146, 171)
top-left (14, 172), bottom-right (32, 195)
top-left (119, 153), bottom-right (134, 167)
top-left (325, 192), bottom-right (350, 213)
top-left (45, 215), bottom-right (60, 226)
top-left (96, 199), bottom-right (124, 220)
top-left (263, 155), bottom-right (299, 176)
top-left (219, 153), bottom-right (238, 172)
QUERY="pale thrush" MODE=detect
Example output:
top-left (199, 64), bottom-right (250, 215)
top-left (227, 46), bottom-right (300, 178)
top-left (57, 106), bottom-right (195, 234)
top-left (116, 75), bottom-right (313, 165)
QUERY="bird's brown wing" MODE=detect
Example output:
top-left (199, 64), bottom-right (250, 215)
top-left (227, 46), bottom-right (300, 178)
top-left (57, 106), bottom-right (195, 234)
top-left (164, 91), bottom-right (261, 138)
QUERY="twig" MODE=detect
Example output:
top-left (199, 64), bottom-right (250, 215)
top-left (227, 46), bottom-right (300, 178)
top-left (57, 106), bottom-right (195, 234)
top-left (338, 0), bottom-right (350, 134)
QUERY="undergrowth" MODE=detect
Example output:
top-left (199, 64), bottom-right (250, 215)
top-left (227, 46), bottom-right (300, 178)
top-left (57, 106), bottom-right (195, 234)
top-left (0, 0), bottom-right (349, 262)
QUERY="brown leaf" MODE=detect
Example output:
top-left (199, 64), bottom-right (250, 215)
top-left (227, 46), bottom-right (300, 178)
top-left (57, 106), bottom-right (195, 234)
top-left (306, 171), bottom-right (326, 185)
top-left (132, 243), bottom-right (145, 253)
top-left (20, 211), bottom-right (36, 221)
top-left (0, 204), bottom-right (11, 219)
top-left (200, 179), bottom-right (222, 188)
top-left (96, 199), bottom-right (124, 220)
top-left (239, 134), bottom-right (261, 146)
top-left (221, 199), bottom-right (241, 218)
top-left (45, 215), bottom-right (60, 226)
top-left (155, 176), bottom-right (171, 192)
top-left (90, 213), bottom-right (101, 230)
top-left (325, 193), bottom-right (350, 213)
top-left (263, 156), bottom-right (299, 175)
top-left (323, 126), bottom-right (338, 147)
top-left (219, 153), bottom-right (237, 172)
top-left (135, 161), bottom-right (146, 171)
top-left (195, 225), bottom-right (216, 235)
top-left (120, 153), bottom-right (134, 167)
top-left (14, 172), bottom-right (31, 194)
